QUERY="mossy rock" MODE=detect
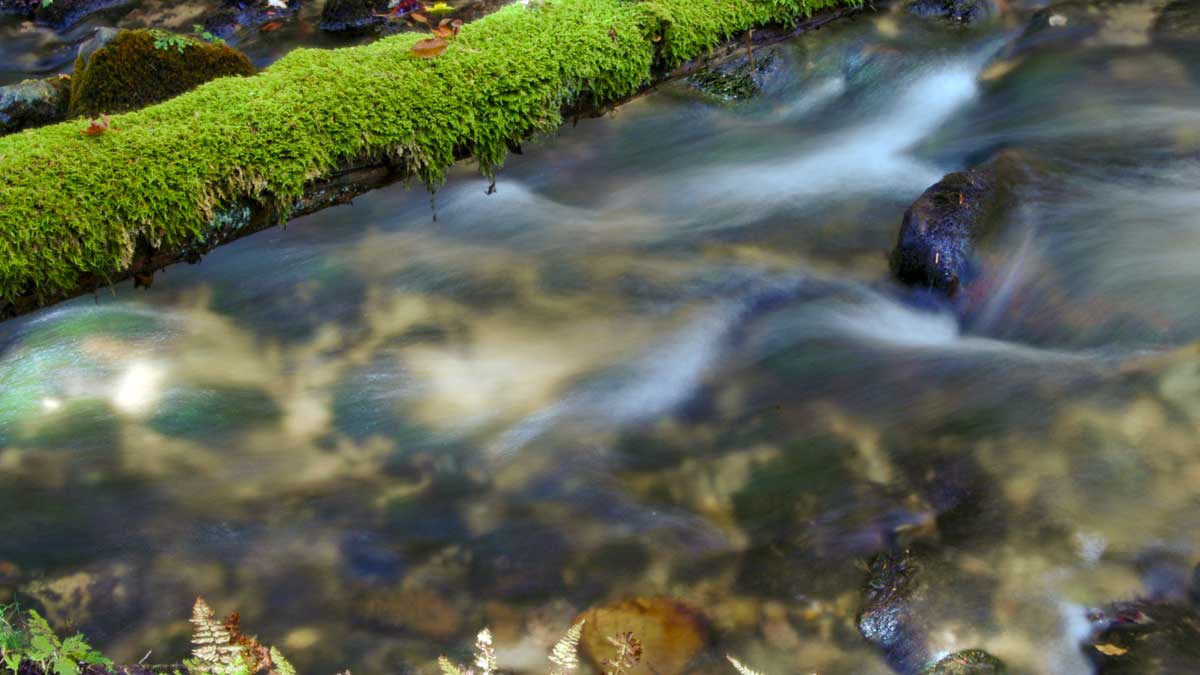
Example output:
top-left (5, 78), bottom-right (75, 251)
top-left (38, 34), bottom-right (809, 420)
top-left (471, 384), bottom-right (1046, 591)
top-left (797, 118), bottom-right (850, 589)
top-left (685, 49), bottom-right (779, 102)
top-left (0, 78), bottom-right (70, 135)
top-left (69, 29), bottom-right (255, 118)
top-left (923, 650), bottom-right (1007, 674)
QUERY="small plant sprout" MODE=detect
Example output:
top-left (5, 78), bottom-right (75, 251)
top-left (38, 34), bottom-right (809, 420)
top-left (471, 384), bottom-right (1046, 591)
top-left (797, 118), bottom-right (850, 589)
top-left (602, 632), bottom-right (642, 675)
top-left (727, 654), bottom-right (769, 675)
top-left (0, 606), bottom-right (111, 675)
top-left (549, 621), bottom-right (584, 675)
top-left (193, 24), bottom-right (226, 45)
top-left (153, 32), bottom-right (190, 53)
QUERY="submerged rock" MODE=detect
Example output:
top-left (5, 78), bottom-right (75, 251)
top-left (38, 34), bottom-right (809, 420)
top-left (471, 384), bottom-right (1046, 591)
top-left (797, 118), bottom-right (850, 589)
top-left (923, 649), bottom-right (1007, 674)
top-left (858, 548), bottom-right (930, 673)
top-left (202, 0), bottom-right (302, 40)
top-left (685, 48), bottom-right (781, 102)
top-left (354, 587), bottom-right (464, 641)
top-left (906, 0), bottom-right (997, 24)
top-left (0, 77), bottom-right (70, 135)
top-left (1084, 600), bottom-right (1200, 674)
top-left (858, 545), bottom-right (1000, 675)
top-left (577, 597), bottom-right (708, 675)
top-left (68, 29), bottom-right (255, 117)
top-left (469, 522), bottom-right (569, 600)
top-left (0, 0), bottom-right (130, 30)
top-left (889, 150), bottom-right (1025, 295)
top-left (320, 0), bottom-right (413, 33)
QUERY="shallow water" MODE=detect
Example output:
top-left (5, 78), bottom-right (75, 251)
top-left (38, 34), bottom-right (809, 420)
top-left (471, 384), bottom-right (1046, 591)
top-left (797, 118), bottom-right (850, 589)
top-left (4, 2), bottom-right (1200, 674)
top-left (0, 0), bottom-right (484, 87)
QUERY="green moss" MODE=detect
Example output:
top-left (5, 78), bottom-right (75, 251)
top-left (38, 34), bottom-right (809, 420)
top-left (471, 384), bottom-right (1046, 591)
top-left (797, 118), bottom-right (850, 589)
top-left (68, 29), bottom-right (256, 118)
top-left (0, 0), bottom-right (859, 307)
top-left (922, 649), bottom-right (1007, 674)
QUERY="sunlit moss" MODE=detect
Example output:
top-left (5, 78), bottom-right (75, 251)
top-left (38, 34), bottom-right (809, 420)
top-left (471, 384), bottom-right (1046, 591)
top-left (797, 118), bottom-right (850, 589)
top-left (0, 0), bottom-right (859, 307)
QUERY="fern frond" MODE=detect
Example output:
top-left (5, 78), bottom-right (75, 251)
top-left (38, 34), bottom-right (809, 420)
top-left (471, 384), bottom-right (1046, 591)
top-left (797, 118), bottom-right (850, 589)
top-left (436, 655), bottom-right (466, 675)
top-left (549, 621), bottom-right (584, 675)
top-left (726, 654), bottom-right (768, 675)
top-left (189, 597), bottom-right (244, 675)
top-left (472, 629), bottom-right (497, 675)
top-left (269, 647), bottom-right (297, 675)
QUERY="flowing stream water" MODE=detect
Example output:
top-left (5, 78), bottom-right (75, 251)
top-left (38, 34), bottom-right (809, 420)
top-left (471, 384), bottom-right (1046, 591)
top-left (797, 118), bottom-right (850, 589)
top-left (3, 2), bottom-right (1200, 674)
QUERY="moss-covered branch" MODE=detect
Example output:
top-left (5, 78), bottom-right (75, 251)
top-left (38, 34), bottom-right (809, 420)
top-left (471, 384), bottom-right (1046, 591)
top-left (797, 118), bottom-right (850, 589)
top-left (0, 0), bottom-right (864, 320)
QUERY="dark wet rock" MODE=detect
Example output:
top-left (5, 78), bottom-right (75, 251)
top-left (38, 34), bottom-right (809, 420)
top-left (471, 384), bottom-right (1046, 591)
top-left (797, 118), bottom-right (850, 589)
top-left (685, 48), bottom-right (782, 102)
top-left (320, 0), bottom-right (416, 33)
top-left (890, 150), bottom-right (1026, 295)
top-left (1153, 0), bottom-right (1200, 46)
top-left (0, 0), bottom-right (131, 30)
top-left (577, 597), bottom-right (709, 675)
top-left (922, 650), bottom-right (1007, 674)
top-left (1152, 0), bottom-right (1200, 80)
top-left (1084, 599), bottom-right (1200, 674)
top-left (0, 78), bottom-right (70, 135)
top-left (202, 0), bottom-right (302, 40)
top-left (567, 539), bottom-right (650, 599)
top-left (892, 445), bottom-right (1006, 547)
top-left (906, 0), bottom-right (997, 24)
top-left (68, 29), bottom-right (255, 117)
top-left (858, 545), bottom-right (999, 674)
top-left (469, 522), bottom-right (569, 600)
top-left (858, 548), bottom-right (931, 674)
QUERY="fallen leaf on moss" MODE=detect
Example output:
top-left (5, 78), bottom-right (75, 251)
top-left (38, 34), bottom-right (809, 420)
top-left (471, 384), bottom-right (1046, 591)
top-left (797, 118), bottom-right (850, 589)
top-left (411, 36), bottom-right (448, 58)
top-left (81, 115), bottom-right (112, 136)
top-left (430, 17), bottom-right (462, 38)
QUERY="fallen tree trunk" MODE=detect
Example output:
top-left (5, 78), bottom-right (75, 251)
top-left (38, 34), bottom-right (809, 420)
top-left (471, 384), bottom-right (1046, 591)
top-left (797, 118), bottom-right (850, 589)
top-left (0, 0), bottom-right (873, 322)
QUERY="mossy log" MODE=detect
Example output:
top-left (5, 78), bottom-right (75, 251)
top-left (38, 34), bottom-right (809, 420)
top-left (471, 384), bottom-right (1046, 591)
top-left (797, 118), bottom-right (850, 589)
top-left (0, 0), bottom-right (870, 322)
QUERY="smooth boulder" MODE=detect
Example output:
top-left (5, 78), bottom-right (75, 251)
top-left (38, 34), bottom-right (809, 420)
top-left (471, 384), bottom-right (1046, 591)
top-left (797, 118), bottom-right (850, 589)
top-left (0, 78), bottom-right (70, 135)
top-left (889, 151), bottom-right (1024, 295)
top-left (577, 597), bottom-right (708, 675)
